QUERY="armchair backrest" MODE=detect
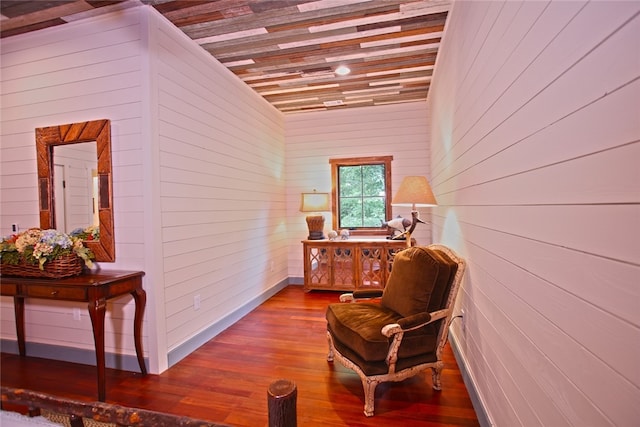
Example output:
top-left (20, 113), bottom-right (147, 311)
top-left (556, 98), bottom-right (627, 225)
top-left (381, 246), bottom-right (459, 317)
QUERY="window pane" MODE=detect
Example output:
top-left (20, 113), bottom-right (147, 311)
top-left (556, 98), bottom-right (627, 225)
top-left (363, 197), bottom-right (385, 227)
top-left (339, 166), bottom-right (362, 197)
top-left (361, 165), bottom-right (385, 196)
top-left (340, 197), bottom-right (362, 228)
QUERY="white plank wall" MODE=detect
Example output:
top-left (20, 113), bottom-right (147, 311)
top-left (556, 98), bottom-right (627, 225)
top-left (150, 10), bottom-right (286, 354)
top-left (284, 102), bottom-right (432, 279)
top-left (0, 8), bottom-right (148, 361)
top-left (1, 5), bottom-right (286, 374)
top-left (428, 1), bottom-right (640, 425)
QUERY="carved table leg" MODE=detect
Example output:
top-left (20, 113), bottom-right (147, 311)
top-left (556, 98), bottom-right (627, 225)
top-left (13, 296), bottom-right (26, 356)
top-left (131, 288), bottom-right (147, 375)
top-left (88, 298), bottom-right (107, 401)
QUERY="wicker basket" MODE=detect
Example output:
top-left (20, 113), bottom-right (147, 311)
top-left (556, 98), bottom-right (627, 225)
top-left (0, 254), bottom-right (83, 279)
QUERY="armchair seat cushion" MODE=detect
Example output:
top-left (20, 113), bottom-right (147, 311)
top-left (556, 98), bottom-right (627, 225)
top-left (327, 302), bottom-right (399, 362)
top-left (326, 302), bottom-right (439, 364)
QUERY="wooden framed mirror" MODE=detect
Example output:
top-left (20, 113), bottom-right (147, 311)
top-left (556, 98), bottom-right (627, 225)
top-left (36, 119), bottom-right (115, 262)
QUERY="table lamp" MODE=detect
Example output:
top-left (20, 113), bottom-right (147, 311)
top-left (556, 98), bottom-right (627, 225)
top-left (391, 176), bottom-right (437, 246)
top-left (300, 190), bottom-right (330, 240)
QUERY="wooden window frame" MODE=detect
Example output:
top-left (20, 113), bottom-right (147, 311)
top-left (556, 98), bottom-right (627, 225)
top-left (329, 156), bottom-right (393, 236)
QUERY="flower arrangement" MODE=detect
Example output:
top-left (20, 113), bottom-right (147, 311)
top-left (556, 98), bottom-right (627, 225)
top-left (0, 228), bottom-right (94, 270)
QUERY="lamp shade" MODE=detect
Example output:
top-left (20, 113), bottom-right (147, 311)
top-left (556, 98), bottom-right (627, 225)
top-left (300, 191), bottom-right (330, 212)
top-left (391, 176), bottom-right (437, 208)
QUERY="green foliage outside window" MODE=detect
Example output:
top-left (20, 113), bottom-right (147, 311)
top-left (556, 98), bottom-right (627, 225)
top-left (338, 165), bottom-right (386, 228)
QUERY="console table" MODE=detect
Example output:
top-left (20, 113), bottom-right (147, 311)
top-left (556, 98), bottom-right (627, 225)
top-left (302, 239), bottom-right (411, 292)
top-left (0, 270), bottom-right (147, 401)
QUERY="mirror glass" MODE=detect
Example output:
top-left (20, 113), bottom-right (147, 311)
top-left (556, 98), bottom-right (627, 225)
top-left (53, 142), bottom-right (98, 234)
top-left (36, 119), bottom-right (115, 262)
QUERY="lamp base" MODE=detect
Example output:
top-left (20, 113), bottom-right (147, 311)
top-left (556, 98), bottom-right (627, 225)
top-left (306, 215), bottom-right (325, 240)
top-left (388, 211), bottom-right (425, 247)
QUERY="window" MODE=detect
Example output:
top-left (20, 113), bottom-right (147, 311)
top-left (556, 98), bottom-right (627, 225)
top-left (329, 156), bottom-right (392, 235)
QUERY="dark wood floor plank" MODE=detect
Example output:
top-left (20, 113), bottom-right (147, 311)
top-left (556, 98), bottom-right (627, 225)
top-left (1, 286), bottom-right (479, 426)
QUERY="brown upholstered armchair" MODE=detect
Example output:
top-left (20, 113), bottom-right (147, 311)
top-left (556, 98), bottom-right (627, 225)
top-left (325, 244), bottom-right (466, 416)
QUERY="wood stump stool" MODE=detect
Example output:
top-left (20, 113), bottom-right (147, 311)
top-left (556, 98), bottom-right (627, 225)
top-left (268, 379), bottom-right (297, 427)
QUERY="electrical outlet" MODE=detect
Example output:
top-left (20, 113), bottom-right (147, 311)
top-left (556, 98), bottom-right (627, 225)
top-left (193, 294), bottom-right (201, 311)
top-left (73, 308), bottom-right (81, 321)
top-left (460, 309), bottom-right (466, 333)
top-left (12, 223), bottom-right (19, 233)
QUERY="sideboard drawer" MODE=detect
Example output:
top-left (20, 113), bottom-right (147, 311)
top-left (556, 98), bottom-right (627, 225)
top-left (25, 285), bottom-right (87, 301)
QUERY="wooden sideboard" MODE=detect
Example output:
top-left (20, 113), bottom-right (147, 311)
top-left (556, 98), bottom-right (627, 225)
top-left (0, 270), bottom-right (147, 401)
top-left (302, 238), bottom-right (411, 292)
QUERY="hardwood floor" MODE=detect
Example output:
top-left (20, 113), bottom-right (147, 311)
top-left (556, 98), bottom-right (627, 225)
top-left (1, 285), bottom-right (479, 426)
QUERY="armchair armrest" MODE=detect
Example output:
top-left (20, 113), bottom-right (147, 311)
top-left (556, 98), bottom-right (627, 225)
top-left (381, 309), bottom-right (451, 337)
top-left (352, 289), bottom-right (383, 299)
top-left (339, 289), bottom-right (384, 302)
top-left (397, 312), bottom-right (432, 329)
top-left (428, 308), bottom-right (450, 323)
top-left (380, 308), bottom-right (453, 372)
top-left (339, 293), bottom-right (354, 302)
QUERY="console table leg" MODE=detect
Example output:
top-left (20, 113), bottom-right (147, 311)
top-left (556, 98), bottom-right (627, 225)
top-left (88, 298), bottom-right (107, 402)
top-left (131, 288), bottom-right (147, 375)
top-left (13, 296), bottom-right (26, 356)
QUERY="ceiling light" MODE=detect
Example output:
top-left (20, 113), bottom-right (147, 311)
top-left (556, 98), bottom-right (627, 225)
top-left (335, 65), bottom-right (351, 76)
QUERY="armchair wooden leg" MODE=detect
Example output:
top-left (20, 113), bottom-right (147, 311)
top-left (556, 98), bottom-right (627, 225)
top-left (362, 377), bottom-right (379, 417)
top-left (431, 362), bottom-right (444, 390)
top-left (326, 332), bottom-right (334, 362)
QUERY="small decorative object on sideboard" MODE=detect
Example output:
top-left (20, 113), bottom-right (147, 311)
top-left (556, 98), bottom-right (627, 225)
top-left (328, 230), bottom-right (338, 240)
top-left (0, 228), bottom-right (95, 278)
top-left (340, 229), bottom-right (349, 240)
top-left (381, 216), bottom-right (413, 239)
